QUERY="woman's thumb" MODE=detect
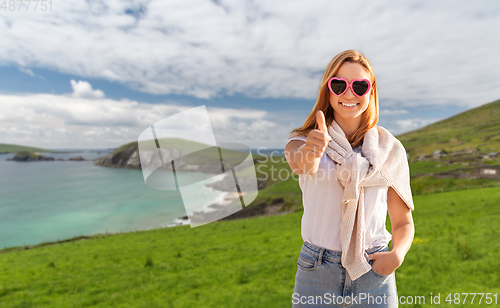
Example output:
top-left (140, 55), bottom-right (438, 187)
top-left (316, 111), bottom-right (328, 133)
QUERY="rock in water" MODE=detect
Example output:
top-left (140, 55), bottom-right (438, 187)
top-left (68, 156), bottom-right (85, 161)
top-left (7, 151), bottom-right (55, 162)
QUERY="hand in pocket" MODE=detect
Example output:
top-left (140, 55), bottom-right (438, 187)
top-left (368, 251), bottom-right (402, 275)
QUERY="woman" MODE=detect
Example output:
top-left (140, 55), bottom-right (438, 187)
top-left (285, 50), bottom-right (414, 307)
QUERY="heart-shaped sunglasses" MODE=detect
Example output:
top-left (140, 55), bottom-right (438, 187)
top-left (328, 77), bottom-right (372, 97)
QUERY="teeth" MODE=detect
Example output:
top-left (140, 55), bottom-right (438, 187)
top-left (341, 102), bottom-right (357, 107)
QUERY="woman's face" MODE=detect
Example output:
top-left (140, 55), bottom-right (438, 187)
top-left (329, 62), bottom-right (372, 124)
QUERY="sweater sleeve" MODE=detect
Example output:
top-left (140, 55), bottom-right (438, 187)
top-left (285, 135), bottom-right (307, 147)
top-left (385, 140), bottom-right (415, 211)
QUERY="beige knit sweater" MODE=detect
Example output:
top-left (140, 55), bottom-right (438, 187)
top-left (324, 119), bottom-right (414, 281)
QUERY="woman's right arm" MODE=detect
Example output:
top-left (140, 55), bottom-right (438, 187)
top-left (284, 111), bottom-right (332, 175)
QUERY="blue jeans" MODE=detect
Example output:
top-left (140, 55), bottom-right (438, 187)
top-left (292, 242), bottom-right (398, 307)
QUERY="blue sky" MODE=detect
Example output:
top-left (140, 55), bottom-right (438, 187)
top-left (0, 0), bottom-right (499, 149)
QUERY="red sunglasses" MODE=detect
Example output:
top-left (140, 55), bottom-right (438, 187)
top-left (328, 77), bottom-right (372, 97)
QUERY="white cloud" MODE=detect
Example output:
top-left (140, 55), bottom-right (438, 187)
top-left (0, 0), bottom-right (498, 149)
top-left (17, 66), bottom-right (34, 77)
top-left (0, 0), bottom-right (498, 107)
top-left (0, 92), bottom-right (288, 149)
top-left (380, 109), bottom-right (409, 115)
top-left (393, 118), bottom-right (442, 135)
top-left (70, 80), bottom-right (105, 99)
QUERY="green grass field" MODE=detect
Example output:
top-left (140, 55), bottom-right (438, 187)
top-left (0, 183), bottom-right (499, 307)
top-left (409, 160), bottom-right (471, 176)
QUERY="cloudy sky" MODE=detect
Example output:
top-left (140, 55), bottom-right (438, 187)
top-left (0, 0), bottom-right (499, 149)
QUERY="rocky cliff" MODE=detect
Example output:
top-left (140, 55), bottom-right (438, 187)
top-left (93, 142), bottom-right (142, 169)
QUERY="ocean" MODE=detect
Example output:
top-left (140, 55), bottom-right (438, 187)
top-left (0, 149), bottom-right (228, 249)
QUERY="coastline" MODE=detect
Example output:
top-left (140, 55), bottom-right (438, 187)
top-left (167, 173), bottom-right (242, 227)
top-left (167, 191), bottom-right (241, 227)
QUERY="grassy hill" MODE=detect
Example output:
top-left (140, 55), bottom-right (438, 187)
top-left (397, 99), bottom-right (500, 161)
top-left (394, 99), bottom-right (500, 188)
top-left (0, 143), bottom-right (56, 154)
top-left (0, 183), bottom-right (498, 307)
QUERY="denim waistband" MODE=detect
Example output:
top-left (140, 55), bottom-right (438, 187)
top-left (302, 241), bottom-right (388, 264)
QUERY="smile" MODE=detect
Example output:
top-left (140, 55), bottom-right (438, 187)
top-left (340, 102), bottom-right (359, 107)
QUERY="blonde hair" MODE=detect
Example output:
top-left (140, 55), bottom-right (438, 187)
top-left (290, 49), bottom-right (379, 148)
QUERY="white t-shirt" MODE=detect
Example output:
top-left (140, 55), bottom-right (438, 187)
top-left (286, 135), bottom-right (392, 251)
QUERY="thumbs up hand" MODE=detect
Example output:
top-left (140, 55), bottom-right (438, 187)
top-left (316, 110), bottom-right (329, 134)
top-left (303, 111), bottom-right (332, 159)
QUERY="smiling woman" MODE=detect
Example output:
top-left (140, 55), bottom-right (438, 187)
top-left (284, 49), bottom-right (415, 308)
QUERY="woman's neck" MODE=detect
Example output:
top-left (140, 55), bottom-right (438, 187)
top-left (334, 116), bottom-right (361, 138)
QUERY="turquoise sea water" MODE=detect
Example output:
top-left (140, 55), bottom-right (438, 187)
top-left (0, 150), bottom-right (225, 249)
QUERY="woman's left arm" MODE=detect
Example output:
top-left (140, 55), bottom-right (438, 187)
top-left (369, 186), bottom-right (414, 275)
